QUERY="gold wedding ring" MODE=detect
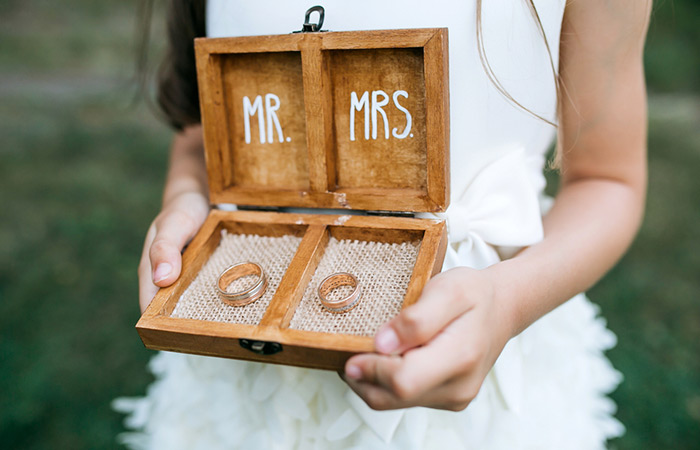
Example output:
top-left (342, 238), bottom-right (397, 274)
top-left (217, 262), bottom-right (267, 306)
top-left (318, 272), bottom-right (362, 313)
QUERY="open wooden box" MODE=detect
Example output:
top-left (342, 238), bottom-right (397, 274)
top-left (137, 28), bottom-right (450, 370)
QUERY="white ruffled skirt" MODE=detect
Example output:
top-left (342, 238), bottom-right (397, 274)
top-left (115, 151), bottom-right (624, 448)
top-left (114, 293), bottom-right (623, 449)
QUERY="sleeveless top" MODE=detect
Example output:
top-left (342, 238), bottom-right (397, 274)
top-left (207, 0), bottom-right (563, 269)
top-left (114, 2), bottom-right (625, 449)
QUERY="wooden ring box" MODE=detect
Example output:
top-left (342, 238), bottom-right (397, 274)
top-left (137, 28), bottom-right (450, 370)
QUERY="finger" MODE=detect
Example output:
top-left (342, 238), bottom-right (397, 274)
top-left (345, 365), bottom-right (479, 412)
top-left (347, 371), bottom-right (480, 412)
top-left (345, 352), bottom-right (402, 390)
top-left (413, 370), bottom-right (482, 411)
top-left (389, 312), bottom-right (484, 397)
top-left (138, 224), bottom-right (159, 312)
top-left (149, 210), bottom-right (200, 287)
top-left (343, 376), bottom-right (404, 411)
top-left (345, 352), bottom-right (443, 404)
top-left (344, 361), bottom-right (474, 411)
top-left (374, 269), bottom-right (475, 355)
top-left (349, 312), bottom-right (482, 401)
top-left (139, 272), bottom-right (160, 313)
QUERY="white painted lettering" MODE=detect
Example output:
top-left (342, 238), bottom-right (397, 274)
top-left (371, 90), bottom-right (390, 140)
top-left (243, 95), bottom-right (265, 144)
top-left (349, 89), bottom-right (414, 142)
top-left (265, 93), bottom-right (284, 143)
top-left (350, 91), bottom-right (370, 141)
top-left (391, 90), bottom-right (412, 139)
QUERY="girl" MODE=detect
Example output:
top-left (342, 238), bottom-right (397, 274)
top-left (117, 1), bottom-right (651, 448)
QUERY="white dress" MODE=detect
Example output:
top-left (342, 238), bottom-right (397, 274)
top-left (115, 1), bottom-right (625, 448)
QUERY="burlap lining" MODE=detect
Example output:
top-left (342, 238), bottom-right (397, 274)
top-left (170, 231), bottom-right (302, 324)
top-left (289, 237), bottom-right (421, 336)
top-left (170, 229), bottom-right (421, 337)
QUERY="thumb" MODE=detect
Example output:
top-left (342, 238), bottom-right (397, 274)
top-left (374, 270), bottom-right (473, 355)
top-left (149, 210), bottom-right (200, 287)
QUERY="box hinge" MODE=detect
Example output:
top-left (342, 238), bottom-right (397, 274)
top-left (366, 210), bottom-right (415, 218)
top-left (236, 205), bottom-right (282, 213)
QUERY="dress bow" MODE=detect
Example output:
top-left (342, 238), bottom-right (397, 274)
top-left (427, 148), bottom-right (544, 270)
top-left (343, 150), bottom-right (545, 441)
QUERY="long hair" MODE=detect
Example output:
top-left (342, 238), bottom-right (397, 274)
top-left (138, 0), bottom-right (206, 130)
top-left (476, 0), bottom-right (560, 128)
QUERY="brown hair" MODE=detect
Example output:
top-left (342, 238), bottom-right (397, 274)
top-left (476, 0), bottom-right (560, 128)
top-left (138, 0), bottom-right (206, 130)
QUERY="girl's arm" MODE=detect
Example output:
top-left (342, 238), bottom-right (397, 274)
top-left (343, 0), bottom-right (652, 410)
top-left (138, 124), bottom-right (210, 312)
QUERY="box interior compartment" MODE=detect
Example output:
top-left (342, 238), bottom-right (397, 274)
top-left (167, 220), bottom-right (424, 336)
top-left (138, 210), bottom-right (447, 369)
top-left (289, 226), bottom-right (423, 336)
top-left (219, 51), bottom-right (308, 190)
top-left (169, 221), bottom-right (306, 325)
top-left (198, 29), bottom-right (449, 212)
top-left (329, 48), bottom-right (427, 192)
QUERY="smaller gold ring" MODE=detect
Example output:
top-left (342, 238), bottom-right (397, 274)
top-left (318, 272), bottom-right (362, 313)
top-left (217, 262), bottom-right (267, 306)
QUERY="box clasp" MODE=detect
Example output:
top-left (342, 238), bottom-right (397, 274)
top-left (239, 338), bottom-right (283, 355)
top-left (293, 5), bottom-right (327, 33)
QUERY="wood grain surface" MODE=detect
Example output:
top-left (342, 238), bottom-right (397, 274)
top-left (137, 210), bottom-right (447, 370)
top-left (139, 29), bottom-right (451, 370)
top-left (194, 28), bottom-right (449, 213)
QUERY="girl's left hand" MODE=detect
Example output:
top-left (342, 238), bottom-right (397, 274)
top-left (343, 267), bottom-right (513, 411)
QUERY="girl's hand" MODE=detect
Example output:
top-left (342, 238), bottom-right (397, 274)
top-left (343, 267), bottom-right (513, 411)
top-left (138, 191), bottom-right (210, 312)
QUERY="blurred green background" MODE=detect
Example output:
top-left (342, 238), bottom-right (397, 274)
top-left (0, 0), bottom-right (698, 448)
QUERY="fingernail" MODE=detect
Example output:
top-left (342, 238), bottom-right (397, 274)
top-left (345, 364), bottom-right (362, 380)
top-left (375, 327), bottom-right (399, 354)
top-left (153, 263), bottom-right (172, 283)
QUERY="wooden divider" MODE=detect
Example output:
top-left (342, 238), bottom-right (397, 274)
top-left (139, 27), bottom-right (451, 370)
top-left (260, 224), bottom-right (329, 328)
top-left (137, 209), bottom-right (447, 369)
top-left (194, 28), bottom-right (449, 213)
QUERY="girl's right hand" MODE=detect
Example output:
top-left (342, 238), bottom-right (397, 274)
top-left (138, 191), bottom-right (210, 312)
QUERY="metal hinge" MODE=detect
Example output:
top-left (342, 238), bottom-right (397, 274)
top-left (366, 210), bottom-right (415, 218)
top-left (236, 205), bottom-right (282, 213)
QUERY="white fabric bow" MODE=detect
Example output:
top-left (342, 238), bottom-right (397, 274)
top-left (340, 149), bottom-right (545, 442)
top-left (437, 148), bottom-right (545, 270)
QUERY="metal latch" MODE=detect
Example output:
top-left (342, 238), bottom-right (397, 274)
top-left (293, 5), bottom-right (327, 33)
top-left (239, 339), bottom-right (283, 355)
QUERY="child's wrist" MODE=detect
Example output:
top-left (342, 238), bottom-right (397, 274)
top-left (481, 262), bottom-right (522, 341)
top-left (163, 188), bottom-right (209, 209)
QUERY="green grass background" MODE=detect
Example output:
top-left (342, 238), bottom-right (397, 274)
top-left (1, 0), bottom-right (698, 448)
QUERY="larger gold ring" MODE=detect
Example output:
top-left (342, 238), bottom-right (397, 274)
top-left (217, 262), bottom-right (267, 306)
top-left (318, 272), bottom-right (362, 313)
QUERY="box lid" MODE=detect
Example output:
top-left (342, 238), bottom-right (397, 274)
top-left (195, 28), bottom-right (449, 213)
